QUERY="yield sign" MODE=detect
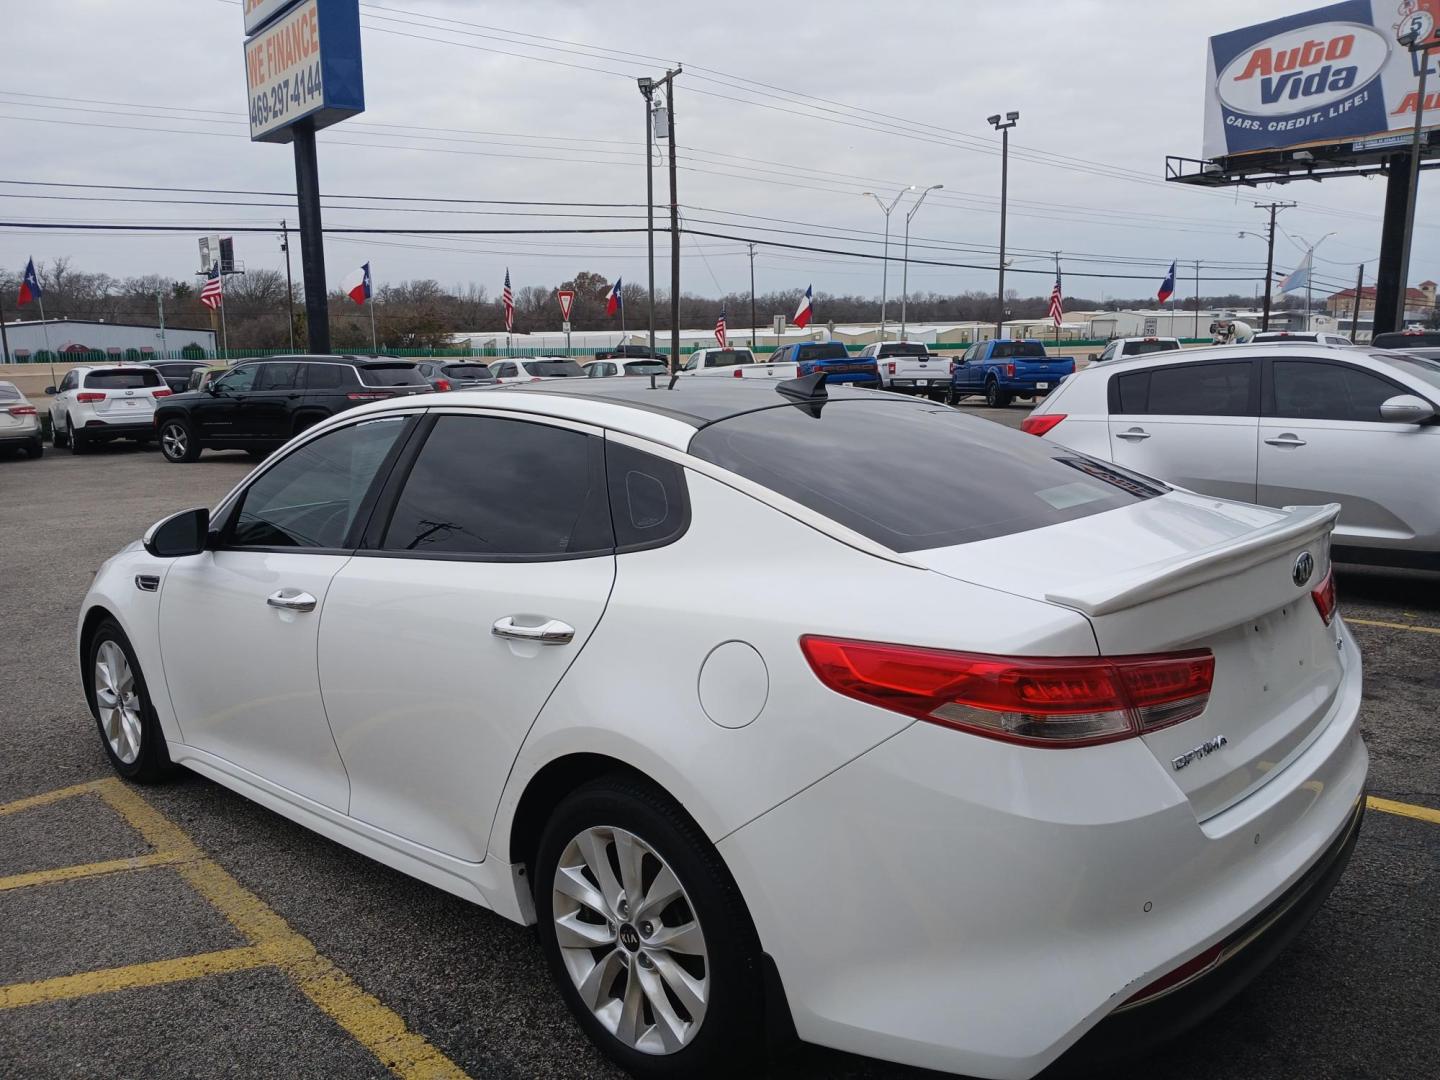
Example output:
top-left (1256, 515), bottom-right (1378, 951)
top-left (556, 289), bottom-right (576, 321)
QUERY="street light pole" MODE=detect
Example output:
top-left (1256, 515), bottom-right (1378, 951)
top-left (988, 111), bottom-right (1019, 339)
top-left (748, 242), bottom-right (757, 348)
top-left (1395, 44), bottom-right (1433, 331)
top-left (638, 78), bottom-right (658, 356)
top-left (900, 184), bottom-right (943, 341)
top-left (280, 219), bottom-right (296, 352)
top-left (863, 186), bottom-right (913, 344)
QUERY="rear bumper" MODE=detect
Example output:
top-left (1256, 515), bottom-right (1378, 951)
top-left (0, 426), bottom-right (41, 445)
top-left (80, 420), bottom-right (155, 437)
top-left (718, 629), bottom-right (1367, 1079)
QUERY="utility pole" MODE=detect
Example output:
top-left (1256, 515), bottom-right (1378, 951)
top-left (1350, 264), bottom-right (1365, 340)
top-left (1254, 201), bottom-right (1295, 331)
top-left (0, 288), bottom-right (12, 365)
top-left (641, 69), bottom-right (684, 370)
top-left (156, 291), bottom-right (167, 356)
top-left (748, 242), bottom-right (757, 348)
top-left (988, 111), bottom-right (1019, 338)
top-left (638, 79), bottom-right (658, 356)
top-left (280, 220), bottom-right (296, 351)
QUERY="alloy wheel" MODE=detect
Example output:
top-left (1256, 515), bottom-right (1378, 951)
top-left (161, 423), bottom-right (187, 460)
top-left (94, 640), bottom-right (142, 764)
top-left (551, 825), bottom-right (709, 1056)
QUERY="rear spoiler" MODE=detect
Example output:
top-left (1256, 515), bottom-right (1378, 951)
top-left (1045, 503), bottom-right (1341, 617)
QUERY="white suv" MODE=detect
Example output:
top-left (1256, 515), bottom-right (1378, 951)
top-left (48, 365), bottom-right (172, 453)
top-left (1023, 344), bottom-right (1440, 568)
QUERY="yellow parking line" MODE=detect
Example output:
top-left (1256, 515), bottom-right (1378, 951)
top-left (93, 780), bottom-right (471, 1080)
top-left (0, 946), bottom-right (270, 1009)
top-left (1346, 617), bottom-right (1440, 635)
top-left (0, 782), bottom-right (104, 816)
top-left (1367, 795), bottom-right (1440, 826)
top-left (0, 850), bottom-right (185, 893)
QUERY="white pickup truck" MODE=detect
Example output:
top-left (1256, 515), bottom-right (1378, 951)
top-left (680, 347), bottom-right (768, 376)
top-left (858, 341), bottom-right (948, 396)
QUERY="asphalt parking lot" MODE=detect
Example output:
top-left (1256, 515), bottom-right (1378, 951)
top-left (2, 406), bottom-right (1437, 1080)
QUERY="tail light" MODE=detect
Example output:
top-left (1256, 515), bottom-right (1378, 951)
top-left (799, 636), bottom-right (1214, 748)
top-left (1020, 413), bottom-right (1066, 436)
top-left (76, 392), bottom-right (105, 403)
top-left (887, 361), bottom-right (897, 375)
top-left (346, 391), bottom-right (390, 400)
top-left (7, 405), bottom-right (37, 416)
top-left (1005, 363), bottom-right (1015, 378)
top-left (732, 368), bottom-right (744, 378)
top-left (152, 387), bottom-right (172, 398)
top-left (434, 378), bottom-right (452, 392)
top-left (949, 361), bottom-right (956, 375)
top-left (1311, 568), bottom-right (1337, 626)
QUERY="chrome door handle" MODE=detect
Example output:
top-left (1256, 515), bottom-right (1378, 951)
top-left (492, 616), bottom-right (575, 645)
top-left (1116, 428), bottom-right (1151, 440)
top-left (266, 589), bottom-right (317, 613)
top-left (1265, 435), bottom-right (1307, 447)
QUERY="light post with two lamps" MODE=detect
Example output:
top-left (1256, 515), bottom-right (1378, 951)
top-left (900, 184), bottom-right (943, 341)
top-left (862, 186), bottom-right (914, 343)
top-left (988, 111), bottom-right (1019, 339)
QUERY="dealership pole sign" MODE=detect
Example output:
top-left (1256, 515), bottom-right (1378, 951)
top-left (244, 0), bottom-right (364, 144)
top-left (1203, 1), bottom-right (1440, 158)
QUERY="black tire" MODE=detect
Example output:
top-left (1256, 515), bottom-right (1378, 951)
top-left (985, 379), bottom-right (1011, 408)
top-left (67, 418), bottom-right (87, 454)
top-left (26, 439), bottom-right (43, 459)
top-left (944, 385), bottom-right (958, 406)
top-left (85, 618), bottom-right (174, 783)
top-left (534, 775), bottom-right (765, 1079)
top-left (158, 418), bottom-right (202, 463)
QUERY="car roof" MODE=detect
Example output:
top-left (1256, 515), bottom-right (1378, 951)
top-left (232, 354), bottom-right (413, 367)
top-left (1082, 342), bottom-right (1408, 376)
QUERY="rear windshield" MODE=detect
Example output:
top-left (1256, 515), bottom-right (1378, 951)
top-left (795, 343), bottom-right (850, 362)
top-left (1125, 340), bottom-right (1180, 354)
top-left (879, 343), bottom-right (930, 357)
top-left (623, 361), bottom-right (669, 375)
top-left (85, 368), bottom-right (163, 389)
top-left (523, 360), bottom-right (586, 377)
top-left (990, 341), bottom-right (1047, 359)
top-left (1252, 332), bottom-right (1317, 342)
top-left (1374, 332), bottom-right (1440, 349)
top-left (0, 384), bottom-right (20, 401)
top-left (705, 350), bottom-right (754, 366)
top-left (689, 399), bottom-right (1161, 552)
top-left (442, 364), bottom-right (495, 378)
top-left (359, 363), bottom-right (426, 386)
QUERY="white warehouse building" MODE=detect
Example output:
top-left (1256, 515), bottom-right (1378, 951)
top-left (0, 319), bottom-right (216, 364)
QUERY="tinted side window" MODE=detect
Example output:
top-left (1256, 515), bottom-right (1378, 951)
top-left (1120, 362), bottom-right (1253, 417)
top-left (216, 366), bottom-right (257, 393)
top-left (381, 416), bottom-right (612, 558)
top-left (231, 417), bottom-right (408, 549)
top-left (606, 442), bottom-right (690, 552)
top-left (60, 371), bottom-right (79, 391)
top-left (255, 363), bottom-right (301, 391)
top-left (304, 363), bottom-right (346, 390)
top-left (1113, 370), bottom-right (1150, 413)
top-left (1273, 361), bottom-right (1399, 422)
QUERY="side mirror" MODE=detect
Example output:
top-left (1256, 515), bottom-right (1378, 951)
top-left (44, 386), bottom-right (57, 395)
top-left (143, 507), bottom-right (210, 558)
top-left (1379, 394), bottom-right (1435, 425)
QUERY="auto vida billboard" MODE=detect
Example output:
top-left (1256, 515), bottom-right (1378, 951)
top-left (1203, 0), bottom-right (1440, 158)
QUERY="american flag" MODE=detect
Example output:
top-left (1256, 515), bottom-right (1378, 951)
top-left (502, 268), bottom-right (514, 332)
top-left (200, 263), bottom-right (223, 310)
top-left (714, 307), bottom-right (727, 347)
top-left (1047, 273), bottom-right (1063, 328)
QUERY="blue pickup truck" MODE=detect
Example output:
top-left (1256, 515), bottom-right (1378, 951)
top-left (946, 339), bottom-right (1076, 408)
top-left (769, 341), bottom-right (882, 387)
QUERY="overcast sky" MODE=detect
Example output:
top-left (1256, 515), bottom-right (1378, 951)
top-left (2, 0), bottom-right (1434, 306)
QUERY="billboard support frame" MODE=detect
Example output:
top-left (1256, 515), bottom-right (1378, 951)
top-left (293, 120), bottom-right (331, 355)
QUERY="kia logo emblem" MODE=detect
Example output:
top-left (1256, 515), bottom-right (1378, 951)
top-left (1293, 551), bottom-right (1315, 587)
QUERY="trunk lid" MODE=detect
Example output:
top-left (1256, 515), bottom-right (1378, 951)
top-left (1014, 357), bottom-right (1074, 379)
top-left (912, 493), bottom-right (1345, 820)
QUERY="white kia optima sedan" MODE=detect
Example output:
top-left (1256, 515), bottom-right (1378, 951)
top-left (79, 377), bottom-right (1367, 1079)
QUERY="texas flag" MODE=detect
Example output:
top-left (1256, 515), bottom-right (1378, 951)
top-left (17, 257), bottom-right (42, 306)
top-left (342, 263), bottom-right (372, 306)
top-left (605, 278), bottom-right (623, 317)
top-left (792, 284), bottom-right (814, 329)
top-left (1157, 261), bottom-right (1176, 305)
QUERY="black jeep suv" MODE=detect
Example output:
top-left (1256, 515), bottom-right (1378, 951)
top-left (153, 355), bottom-right (432, 463)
